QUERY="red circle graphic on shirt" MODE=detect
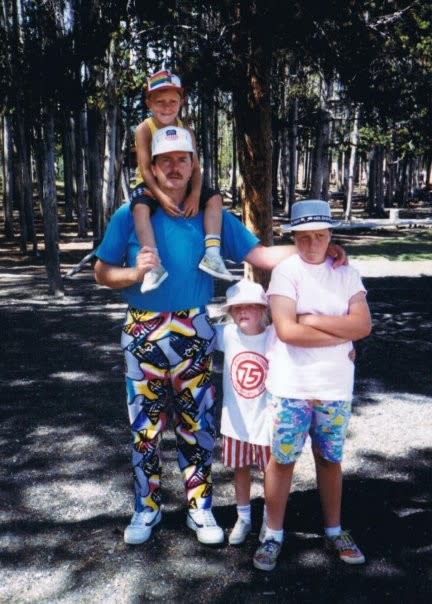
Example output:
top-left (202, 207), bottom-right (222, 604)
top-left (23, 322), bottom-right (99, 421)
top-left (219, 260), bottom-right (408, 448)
top-left (231, 351), bottom-right (268, 399)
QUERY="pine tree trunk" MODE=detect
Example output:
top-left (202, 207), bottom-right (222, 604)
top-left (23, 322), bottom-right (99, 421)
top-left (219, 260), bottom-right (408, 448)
top-left (232, 0), bottom-right (273, 287)
top-left (310, 107), bottom-right (331, 199)
top-left (344, 105), bottom-right (360, 221)
top-left (288, 97), bottom-right (298, 212)
top-left (61, 113), bottom-right (75, 222)
top-left (280, 127), bottom-right (289, 212)
top-left (87, 106), bottom-right (104, 244)
top-left (271, 121), bottom-right (280, 208)
top-left (101, 103), bottom-right (118, 228)
top-left (40, 109), bottom-right (63, 296)
top-left (213, 98), bottom-right (219, 191)
top-left (230, 121), bottom-right (238, 207)
top-left (201, 89), bottom-right (214, 189)
top-left (2, 114), bottom-right (15, 239)
top-left (74, 107), bottom-right (88, 237)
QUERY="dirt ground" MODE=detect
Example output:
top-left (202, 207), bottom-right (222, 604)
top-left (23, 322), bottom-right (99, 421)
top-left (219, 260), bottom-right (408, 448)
top-left (0, 229), bottom-right (431, 603)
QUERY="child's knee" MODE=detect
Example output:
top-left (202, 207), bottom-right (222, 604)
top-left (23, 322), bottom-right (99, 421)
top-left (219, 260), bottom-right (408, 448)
top-left (206, 194), bottom-right (222, 210)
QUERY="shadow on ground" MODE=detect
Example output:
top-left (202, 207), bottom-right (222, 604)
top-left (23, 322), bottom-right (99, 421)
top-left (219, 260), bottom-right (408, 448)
top-left (0, 257), bottom-right (431, 602)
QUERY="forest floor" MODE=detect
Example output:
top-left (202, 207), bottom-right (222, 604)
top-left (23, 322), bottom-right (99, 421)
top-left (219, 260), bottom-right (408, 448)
top-left (0, 213), bottom-right (431, 603)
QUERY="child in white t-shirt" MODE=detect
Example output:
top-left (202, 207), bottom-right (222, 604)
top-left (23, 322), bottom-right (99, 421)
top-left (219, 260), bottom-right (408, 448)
top-left (214, 279), bottom-right (272, 545)
top-left (253, 200), bottom-right (372, 572)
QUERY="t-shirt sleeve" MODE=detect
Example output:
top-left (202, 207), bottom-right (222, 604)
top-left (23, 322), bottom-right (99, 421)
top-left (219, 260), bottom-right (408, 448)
top-left (220, 210), bottom-right (260, 263)
top-left (347, 266), bottom-right (367, 299)
top-left (267, 259), bottom-right (297, 301)
top-left (95, 204), bottom-right (134, 265)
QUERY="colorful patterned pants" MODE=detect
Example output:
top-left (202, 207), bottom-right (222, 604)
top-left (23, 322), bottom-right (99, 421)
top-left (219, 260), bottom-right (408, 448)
top-left (121, 306), bottom-right (216, 513)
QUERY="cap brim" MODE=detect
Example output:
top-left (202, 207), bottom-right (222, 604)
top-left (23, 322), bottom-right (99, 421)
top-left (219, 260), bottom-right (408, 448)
top-left (221, 299), bottom-right (268, 311)
top-left (281, 220), bottom-right (340, 232)
top-left (146, 84), bottom-right (184, 96)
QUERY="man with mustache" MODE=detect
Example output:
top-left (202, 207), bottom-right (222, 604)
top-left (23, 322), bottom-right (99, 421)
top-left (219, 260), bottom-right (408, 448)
top-left (94, 126), bottom-right (347, 549)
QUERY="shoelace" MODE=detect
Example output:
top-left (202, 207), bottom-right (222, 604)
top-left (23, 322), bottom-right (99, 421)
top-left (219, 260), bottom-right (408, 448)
top-left (261, 539), bottom-right (280, 553)
top-left (334, 531), bottom-right (356, 550)
top-left (193, 510), bottom-right (217, 527)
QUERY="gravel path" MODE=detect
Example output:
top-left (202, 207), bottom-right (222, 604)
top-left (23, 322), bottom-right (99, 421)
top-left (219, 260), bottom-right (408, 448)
top-left (0, 257), bottom-right (431, 603)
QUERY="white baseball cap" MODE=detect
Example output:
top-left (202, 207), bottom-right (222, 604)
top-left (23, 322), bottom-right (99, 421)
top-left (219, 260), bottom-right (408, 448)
top-left (151, 126), bottom-right (195, 158)
top-left (284, 200), bottom-right (340, 231)
top-left (222, 279), bottom-right (268, 311)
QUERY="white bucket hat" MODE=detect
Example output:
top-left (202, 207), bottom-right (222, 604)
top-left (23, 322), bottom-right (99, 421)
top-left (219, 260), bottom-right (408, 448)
top-left (151, 126), bottom-right (195, 158)
top-left (222, 279), bottom-right (268, 311)
top-left (285, 200), bottom-right (340, 231)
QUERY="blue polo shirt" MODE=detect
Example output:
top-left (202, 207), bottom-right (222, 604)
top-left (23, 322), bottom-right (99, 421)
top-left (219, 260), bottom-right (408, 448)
top-left (96, 204), bottom-right (259, 312)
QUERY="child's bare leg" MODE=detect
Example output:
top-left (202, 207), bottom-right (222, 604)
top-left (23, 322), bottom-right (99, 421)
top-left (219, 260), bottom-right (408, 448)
top-left (203, 195), bottom-right (222, 237)
top-left (133, 204), bottom-right (168, 293)
top-left (264, 457), bottom-right (295, 533)
top-left (314, 452), bottom-right (364, 563)
top-left (234, 466), bottom-right (251, 506)
top-left (133, 204), bottom-right (157, 248)
top-left (229, 466), bottom-right (252, 545)
top-left (252, 457), bottom-right (293, 569)
top-left (198, 194), bottom-right (239, 281)
top-left (314, 452), bottom-right (342, 529)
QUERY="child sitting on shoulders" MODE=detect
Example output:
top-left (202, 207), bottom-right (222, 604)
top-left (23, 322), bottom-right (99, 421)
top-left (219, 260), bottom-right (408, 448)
top-left (131, 69), bottom-right (238, 293)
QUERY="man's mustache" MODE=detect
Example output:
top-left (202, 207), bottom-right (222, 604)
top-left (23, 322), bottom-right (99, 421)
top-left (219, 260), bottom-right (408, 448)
top-left (167, 172), bottom-right (183, 179)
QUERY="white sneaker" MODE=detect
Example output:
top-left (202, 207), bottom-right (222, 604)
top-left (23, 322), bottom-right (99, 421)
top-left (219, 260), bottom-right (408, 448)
top-left (228, 517), bottom-right (251, 545)
top-left (186, 509), bottom-right (224, 544)
top-left (140, 265), bottom-right (168, 293)
top-left (198, 254), bottom-right (240, 281)
top-left (124, 508), bottom-right (161, 544)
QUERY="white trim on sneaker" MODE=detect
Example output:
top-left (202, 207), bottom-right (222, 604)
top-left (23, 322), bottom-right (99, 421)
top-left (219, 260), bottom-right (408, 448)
top-left (186, 509), bottom-right (224, 545)
top-left (229, 517), bottom-right (251, 545)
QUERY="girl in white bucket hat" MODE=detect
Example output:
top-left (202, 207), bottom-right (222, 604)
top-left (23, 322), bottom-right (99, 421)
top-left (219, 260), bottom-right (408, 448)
top-left (253, 200), bottom-right (372, 572)
top-left (214, 279), bottom-right (272, 546)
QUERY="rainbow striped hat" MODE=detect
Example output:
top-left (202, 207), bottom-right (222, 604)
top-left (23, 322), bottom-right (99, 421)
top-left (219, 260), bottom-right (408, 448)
top-left (146, 69), bottom-right (183, 96)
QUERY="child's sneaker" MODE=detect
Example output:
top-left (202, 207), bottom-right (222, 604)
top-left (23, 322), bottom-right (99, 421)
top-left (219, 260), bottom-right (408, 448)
top-left (253, 539), bottom-right (282, 571)
top-left (141, 265), bottom-right (168, 293)
top-left (186, 508), bottom-right (224, 545)
top-left (325, 530), bottom-right (365, 564)
top-left (228, 517), bottom-right (251, 545)
top-left (198, 254), bottom-right (239, 281)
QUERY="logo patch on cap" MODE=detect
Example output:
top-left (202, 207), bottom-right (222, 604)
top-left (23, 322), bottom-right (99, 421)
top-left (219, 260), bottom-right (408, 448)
top-left (165, 129), bottom-right (178, 139)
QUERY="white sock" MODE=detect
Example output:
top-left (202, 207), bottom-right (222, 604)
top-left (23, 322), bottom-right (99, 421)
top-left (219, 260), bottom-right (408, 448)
top-left (204, 234), bottom-right (222, 258)
top-left (237, 504), bottom-right (251, 524)
top-left (264, 527), bottom-right (284, 544)
top-left (325, 525), bottom-right (342, 538)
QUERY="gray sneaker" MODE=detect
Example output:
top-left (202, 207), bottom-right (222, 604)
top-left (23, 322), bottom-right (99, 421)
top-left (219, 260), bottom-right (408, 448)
top-left (228, 517), bottom-right (251, 545)
top-left (253, 539), bottom-right (282, 571)
top-left (198, 254), bottom-right (239, 281)
top-left (325, 530), bottom-right (365, 564)
top-left (124, 508), bottom-right (161, 545)
top-left (141, 265), bottom-right (168, 293)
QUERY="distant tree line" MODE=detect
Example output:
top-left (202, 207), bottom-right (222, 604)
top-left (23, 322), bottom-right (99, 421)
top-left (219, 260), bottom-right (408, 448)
top-left (1, 0), bottom-right (431, 294)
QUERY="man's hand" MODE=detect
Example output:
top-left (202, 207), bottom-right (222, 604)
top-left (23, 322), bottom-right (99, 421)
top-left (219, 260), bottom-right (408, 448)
top-left (183, 192), bottom-right (200, 217)
top-left (327, 242), bottom-right (348, 268)
top-left (159, 192), bottom-right (184, 217)
top-left (135, 246), bottom-right (160, 281)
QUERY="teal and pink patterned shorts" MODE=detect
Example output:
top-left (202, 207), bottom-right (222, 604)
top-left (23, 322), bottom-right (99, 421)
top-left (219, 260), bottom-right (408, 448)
top-left (269, 395), bottom-right (352, 464)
